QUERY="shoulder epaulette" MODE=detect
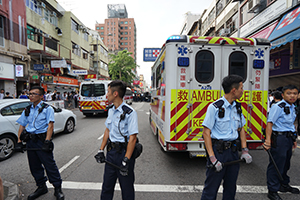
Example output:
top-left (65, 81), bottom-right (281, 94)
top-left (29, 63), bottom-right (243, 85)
top-left (278, 102), bottom-right (286, 108)
top-left (24, 105), bottom-right (32, 116)
top-left (235, 101), bottom-right (242, 115)
top-left (122, 105), bottom-right (133, 114)
top-left (213, 99), bottom-right (224, 109)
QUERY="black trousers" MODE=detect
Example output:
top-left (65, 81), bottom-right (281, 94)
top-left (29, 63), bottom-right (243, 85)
top-left (101, 147), bottom-right (135, 200)
top-left (26, 139), bottom-right (62, 187)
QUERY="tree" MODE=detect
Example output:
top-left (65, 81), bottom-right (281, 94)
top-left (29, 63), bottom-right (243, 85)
top-left (108, 50), bottom-right (138, 84)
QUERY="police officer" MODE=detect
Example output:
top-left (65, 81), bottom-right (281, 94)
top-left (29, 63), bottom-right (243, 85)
top-left (94, 80), bottom-right (138, 200)
top-left (15, 86), bottom-right (64, 200)
top-left (201, 75), bottom-right (252, 200)
top-left (263, 85), bottom-right (299, 200)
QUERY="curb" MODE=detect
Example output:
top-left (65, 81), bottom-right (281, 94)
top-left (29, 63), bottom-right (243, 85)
top-left (3, 181), bottom-right (20, 200)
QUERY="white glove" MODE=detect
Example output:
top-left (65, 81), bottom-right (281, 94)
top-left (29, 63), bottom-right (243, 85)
top-left (241, 148), bottom-right (252, 164)
top-left (210, 156), bottom-right (223, 172)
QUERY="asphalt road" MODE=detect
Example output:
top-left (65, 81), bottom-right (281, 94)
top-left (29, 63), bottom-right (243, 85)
top-left (1, 102), bottom-right (300, 200)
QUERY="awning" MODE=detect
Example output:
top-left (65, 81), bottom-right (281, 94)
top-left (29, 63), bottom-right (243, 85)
top-left (251, 21), bottom-right (278, 39)
top-left (268, 5), bottom-right (300, 49)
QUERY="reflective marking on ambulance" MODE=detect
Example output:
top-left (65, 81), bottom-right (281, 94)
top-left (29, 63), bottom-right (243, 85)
top-left (170, 89), bottom-right (267, 141)
top-left (79, 101), bottom-right (106, 110)
top-left (189, 36), bottom-right (255, 45)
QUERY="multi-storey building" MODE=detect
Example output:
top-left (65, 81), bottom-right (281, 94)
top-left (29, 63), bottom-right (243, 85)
top-left (95, 4), bottom-right (137, 62)
top-left (184, 0), bottom-right (300, 89)
top-left (0, 0), bottom-right (30, 96)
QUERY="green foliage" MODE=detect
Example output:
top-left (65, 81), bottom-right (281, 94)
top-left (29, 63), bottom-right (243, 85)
top-left (108, 50), bottom-right (138, 84)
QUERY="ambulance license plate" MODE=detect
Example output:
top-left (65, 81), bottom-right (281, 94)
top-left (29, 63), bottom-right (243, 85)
top-left (82, 106), bottom-right (92, 110)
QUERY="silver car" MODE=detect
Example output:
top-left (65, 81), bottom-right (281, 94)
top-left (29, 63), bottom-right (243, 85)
top-left (0, 99), bottom-right (77, 161)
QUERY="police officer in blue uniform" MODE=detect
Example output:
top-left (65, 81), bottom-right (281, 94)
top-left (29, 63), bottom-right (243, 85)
top-left (201, 75), bottom-right (252, 200)
top-left (263, 85), bottom-right (299, 200)
top-left (95, 80), bottom-right (138, 200)
top-left (15, 86), bottom-right (64, 200)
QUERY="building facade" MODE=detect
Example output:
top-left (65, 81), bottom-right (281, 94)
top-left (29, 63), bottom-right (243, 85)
top-left (95, 4), bottom-right (137, 62)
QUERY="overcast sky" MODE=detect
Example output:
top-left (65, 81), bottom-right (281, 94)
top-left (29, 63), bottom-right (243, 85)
top-left (57, 0), bottom-right (213, 84)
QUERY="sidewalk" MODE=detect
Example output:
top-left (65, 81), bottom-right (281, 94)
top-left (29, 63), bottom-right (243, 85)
top-left (3, 180), bottom-right (20, 200)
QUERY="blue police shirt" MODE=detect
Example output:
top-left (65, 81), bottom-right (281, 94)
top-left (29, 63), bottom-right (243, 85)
top-left (267, 99), bottom-right (296, 132)
top-left (16, 101), bottom-right (55, 134)
top-left (105, 102), bottom-right (138, 143)
top-left (202, 96), bottom-right (246, 141)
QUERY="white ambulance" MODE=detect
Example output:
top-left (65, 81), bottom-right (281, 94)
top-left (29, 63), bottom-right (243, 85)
top-left (149, 35), bottom-right (270, 157)
top-left (79, 80), bottom-right (111, 116)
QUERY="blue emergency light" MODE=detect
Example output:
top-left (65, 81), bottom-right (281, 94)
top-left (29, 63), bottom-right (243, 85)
top-left (253, 60), bottom-right (265, 69)
top-left (166, 35), bottom-right (187, 43)
top-left (178, 57), bottom-right (189, 67)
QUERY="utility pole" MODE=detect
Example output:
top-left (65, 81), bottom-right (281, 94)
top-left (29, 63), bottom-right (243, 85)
top-left (96, 35), bottom-right (99, 80)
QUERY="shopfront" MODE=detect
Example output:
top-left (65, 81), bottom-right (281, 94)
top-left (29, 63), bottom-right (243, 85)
top-left (268, 5), bottom-right (300, 89)
top-left (0, 62), bottom-right (15, 96)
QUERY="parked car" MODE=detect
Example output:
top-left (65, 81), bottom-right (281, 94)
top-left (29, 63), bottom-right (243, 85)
top-left (0, 99), bottom-right (77, 161)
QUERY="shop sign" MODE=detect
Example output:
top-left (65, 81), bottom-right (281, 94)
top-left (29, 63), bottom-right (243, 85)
top-left (51, 60), bottom-right (67, 68)
top-left (53, 76), bottom-right (78, 86)
top-left (15, 65), bottom-right (24, 77)
top-left (84, 74), bottom-right (96, 79)
top-left (73, 70), bottom-right (88, 75)
top-left (0, 62), bottom-right (14, 80)
top-left (133, 80), bottom-right (140, 85)
top-left (32, 75), bottom-right (39, 79)
top-left (41, 75), bottom-right (53, 83)
top-left (33, 64), bottom-right (44, 71)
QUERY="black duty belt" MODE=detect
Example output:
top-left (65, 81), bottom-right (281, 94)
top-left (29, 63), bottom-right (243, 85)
top-left (110, 142), bottom-right (126, 149)
top-left (273, 131), bottom-right (290, 135)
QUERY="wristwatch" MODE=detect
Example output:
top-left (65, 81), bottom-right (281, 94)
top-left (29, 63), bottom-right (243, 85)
top-left (242, 147), bottom-right (249, 152)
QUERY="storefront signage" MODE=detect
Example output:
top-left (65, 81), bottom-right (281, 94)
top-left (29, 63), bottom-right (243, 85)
top-left (51, 60), bottom-right (67, 68)
top-left (73, 70), bottom-right (88, 75)
top-left (0, 62), bottom-right (14, 80)
top-left (239, 0), bottom-right (286, 37)
top-left (133, 80), bottom-right (140, 85)
top-left (32, 75), bottom-right (39, 79)
top-left (41, 75), bottom-right (53, 83)
top-left (251, 21), bottom-right (278, 39)
top-left (84, 74), bottom-right (96, 79)
top-left (33, 64), bottom-right (44, 71)
top-left (15, 65), bottom-right (24, 77)
top-left (53, 76), bottom-right (78, 86)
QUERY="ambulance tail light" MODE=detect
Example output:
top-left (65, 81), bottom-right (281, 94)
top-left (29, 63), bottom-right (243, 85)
top-left (193, 38), bottom-right (209, 44)
top-left (166, 142), bottom-right (187, 151)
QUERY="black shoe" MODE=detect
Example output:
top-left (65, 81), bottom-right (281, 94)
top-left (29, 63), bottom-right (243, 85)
top-left (54, 186), bottom-right (65, 200)
top-left (27, 184), bottom-right (48, 200)
top-left (279, 184), bottom-right (300, 194)
top-left (268, 191), bottom-right (282, 200)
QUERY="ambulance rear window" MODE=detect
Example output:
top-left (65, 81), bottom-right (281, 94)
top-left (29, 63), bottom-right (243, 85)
top-left (229, 52), bottom-right (247, 82)
top-left (81, 84), bottom-right (105, 97)
top-left (195, 50), bottom-right (214, 83)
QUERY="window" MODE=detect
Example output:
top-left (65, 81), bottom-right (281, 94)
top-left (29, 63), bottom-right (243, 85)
top-left (124, 21), bottom-right (128, 24)
top-left (100, 32), bottom-right (104, 35)
top-left (156, 64), bottom-right (162, 87)
top-left (120, 22), bottom-right (124, 24)
top-left (93, 45), bottom-right (97, 51)
top-left (82, 49), bottom-right (88, 60)
top-left (195, 50), bottom-right (214, 83)
top-left (125, 42), bottom-right (128, 45)
top-left (124, 32), bottom-right (128, 35)
top-left (125, 27), bottom-right (128, 29)
top-left (10, 102), bottom-right (31, 115)
top-left (0, 16), bottom-right (4, 47)
top-left (216, 0), bottom-right (224, 16)
top-left (26, 0), bottom-right (42, 16)
top-left (96, 27), bottom-right (100, 30)
top-left (46, 38), bottom-right (57, 51)
top-left (101, 27), bottom-right (104, 30)
top-left (27, 25), bottom-right (43, 44)
top-left (44, 9), bottom-right (57, 26)
top-left (84, 32), bottom-right (88, 41)
top-left (72, 43), bottom-right (81, 56)
top-left (0, 0), bottom-right (2, 5)
top-left (71, 19), bottom-right (79, 34)
top-left (94, 84), bottom-right (105, 96)
top-left (229, 52), bottom-right (247, 81)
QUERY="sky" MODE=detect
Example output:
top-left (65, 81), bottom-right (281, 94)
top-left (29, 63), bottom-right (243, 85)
top-left (57, 0), bottom-right (213, 85)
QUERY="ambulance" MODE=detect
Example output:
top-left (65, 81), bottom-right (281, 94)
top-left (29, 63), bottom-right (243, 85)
top-left (79, 80), bottom-right (111, 116)
top-left (149, 35), bottom-right (270, 157)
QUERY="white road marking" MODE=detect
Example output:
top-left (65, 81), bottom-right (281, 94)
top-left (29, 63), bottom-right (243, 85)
top-left (46, 181), bottom-right (300, 193)
top-left (98, 134), bottom-right (104, 140)
top-left (59, 156), bottom-right (80, 173)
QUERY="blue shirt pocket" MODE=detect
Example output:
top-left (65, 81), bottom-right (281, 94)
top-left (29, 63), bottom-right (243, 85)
top-left (216, 117), bottom-right (230, 133)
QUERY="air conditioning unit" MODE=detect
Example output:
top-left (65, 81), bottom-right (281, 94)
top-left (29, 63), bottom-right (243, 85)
top-left (90, 51), bottom-right (94, 55)
top-left (78, 25), bottom-right (84, 30)
top-left (74, 44), bottom-right (79, 49)
top-left (43, 33), bottom-right (51, 39)
top-left (35, 28), bottom-right (40, 33)
top-left (219, 28), bottom-right (230, 36)
top-left (50, 11), bottom-right (57, 17)
top-left (248, 0), bottom-right (261, 12)
top-left (37, 2), bottom-right (46, 8)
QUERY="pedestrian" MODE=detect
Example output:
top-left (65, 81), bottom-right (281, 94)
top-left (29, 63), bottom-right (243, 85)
top-left (19, 91), bottom-right (29, 99)
top-left (0, 89), bottom-right (4, 99)
top-left (0, 175), bottom-right (3, 200)
top-left (73, 91), bottom-right (79, 108)
top-left (14, 86), bottom-right (64, 200)
top-left (51, 90), bottom-right (57, 101)
top-left (201, 75), bottom-right (252, 200)
top-left (270, 91), bottom-right (282, 107)
top-left (94, 80), bottom-right (138, 200)
top-left (263, 85), bottom-right (299, 200)
top-left (46, 91), bottom-right (52, 101)
top-left (3, 92), bottom-right (13, 99)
